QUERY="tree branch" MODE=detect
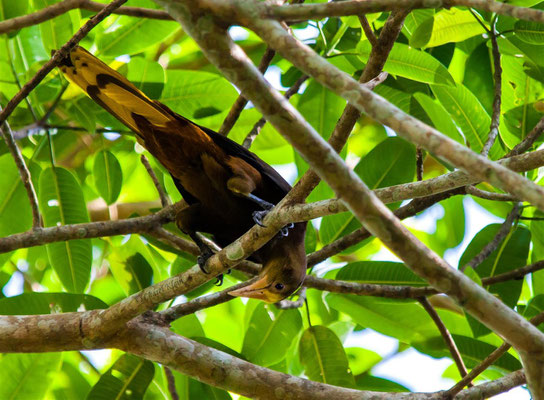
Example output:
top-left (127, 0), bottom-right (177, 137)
top-left (0, 110), bottom-right (42, 229)
top-left (480, 16), bottom-right (501, 157)
top-left (155, 1), bottom-right (544, 375)
top-left (461, 203), bottom-right (520, 272)
top-left (140, 155), bottom-right (170, 207)
top-left (419, 297), bottom-right (470, 383)
top-left (263, 0), bottom-right (544, 25)
top-left (219, 47), bottom-right (276, 136)
top-left (0, 0), bottom-right (172, 35)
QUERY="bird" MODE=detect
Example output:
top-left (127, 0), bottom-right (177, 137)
top-left (56, 46), bottom-right (307, 303)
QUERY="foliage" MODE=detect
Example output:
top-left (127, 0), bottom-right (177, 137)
top-left (0, 0), bottom-right (543, 398)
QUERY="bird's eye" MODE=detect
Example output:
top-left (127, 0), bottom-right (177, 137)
top-left (275, 283), bottom-right (284, 291)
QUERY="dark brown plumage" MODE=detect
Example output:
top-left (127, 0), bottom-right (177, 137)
top-left (58, 46), bottom-right (306, 302)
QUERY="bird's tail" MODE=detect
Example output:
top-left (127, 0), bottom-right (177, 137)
top-left (57, 46), bottom-right (176, 141)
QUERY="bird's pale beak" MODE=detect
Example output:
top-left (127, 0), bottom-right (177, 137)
top-left (228, 276), bottom-right (279, 303)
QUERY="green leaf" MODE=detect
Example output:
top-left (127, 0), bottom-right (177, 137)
top-left (413, 92), bottom-right (464, 145)
top-left (431, 83), bottom-right (503, 159)
top-left (299, 325), bottom-right (355, 388)
top-left (0, 154), bottom-right (38, 237)
top-left (171, 313), bottom-right (205, 338)
top-left (33, 0), bottom-right (73, 53)
top-left (39, 166), bottom-right (92, 293)
top-left (242, 303), bottom-right (302, 366)
top-left (170, 368), bottom-right (232, 400)
top-left (524, 294), bottom-right (544, 321)
top-left (417, 335), bottom-right (522, 372)
top-left (67, 97), bottom-right (96, 134)
top-left (121, 56), bottom-right (165, 99)
top-left (320, 137), bottom-right (415, 244)
top-left (0, 292), bottom-right (107, 315)
top-left (337, 261), bottom-right (426, 286)
top-left (93, 150), bottom-right (123, 205)
top-left (411, 9), bottom-right (487, 48)
top-left (403, 9), bottom-right (435, 39)
top-left (326, 294), bottom-right (471, 344)
top-left (161, 70), bottom-right (238, 120)
top-left (346, 347), bottom-right (382, 376)
top-left (356, 375), bottom-right (409, 392)
top-left (460, 225), bottom-right (530, 308)
top-left (298, 80), bottom-right (346, 136)
top-left (358, 41), bottom-right (454, 85)
top-left (0, 353), bottom-right (62, 399)
top-left (434, 196), bottom-right (466, 253)
top-left (96, 17), bottom-right (178, 56)
top-left (514, 20), bottom-right (544, 44)
top-left (86, 354), bottom-right (154, 400)
top-left (0, 0), bottom-right (28, 20)
top-left (109, 252), bottom-right (153, 295)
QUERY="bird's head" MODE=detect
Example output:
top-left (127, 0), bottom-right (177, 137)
top-left (228, 224), bottom-right (307, 303)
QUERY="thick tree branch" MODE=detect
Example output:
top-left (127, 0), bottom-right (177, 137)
top-left (0, 149), bottom-right (542, 256)
top-left (154, 2), bottom-right (544, 375)
top-left (237, 7), bottom-right (544, 212)
top-left (286, 9), bottom-right (407, 202)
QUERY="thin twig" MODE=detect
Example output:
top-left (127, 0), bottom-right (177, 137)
top-left (481, 16), bottom-right (501, 157)
top-left (358, 15), bottom-right (378, 46)
top-left (0, 0), bottom-right (171, 35)
top-left (162, 277), bottom-right (260, 322)
top-left (419, 297), bottom-right (470, 385)
top-left (164, 367), bottom-right (180, 400)
top-left (140, 155), bottom-right (170, 207)
top-left (461, 203), bottom-right (521, 272)
top-left (149, 227), bottom-right (199, 256)
top-left (242, 74), bottom-right (308, 148)
top-left (0, 111), bottom-right (42, 229)
top-left (482, 260), bottom-right (544, 285)
top-left (506, 116), bottom-right (544, 157)
top-left (445, 311), bottom-right (544, 397)
top-left (465, 185), bottom-right (518, 201)
top-left (218, 47), bottom-right (276, 136)
top-left (416, 147), bottom-right (424, 181)
top-left (0, 0), bottom-right (129, 126)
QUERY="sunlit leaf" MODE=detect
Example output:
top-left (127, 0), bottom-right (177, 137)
top-left (94, 150), bottom-right (123, 205)
top-left (299, 325), bottom-right (355, 388)
top-left (87, 354), bottom-right (154, 400)
top-left (39, 167), bottom-right (91, 293)
top-left (358, 41), bottom-right (454, 85)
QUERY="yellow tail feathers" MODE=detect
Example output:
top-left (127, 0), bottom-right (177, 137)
top-left (58, 46), bottom-right (173, 137)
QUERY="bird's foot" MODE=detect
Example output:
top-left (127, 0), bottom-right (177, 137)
top-left (280, 223), bottom-right (295, 237)
top-left (252, 210), bottom-right (269, 227)
top-left (197, 248), bottom-right (214, 274)
top-left (214, 269), bottom-right (231, 286)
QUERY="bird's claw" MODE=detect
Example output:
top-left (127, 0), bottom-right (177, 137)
top-left (280, 222), bottom-right (294, 237)
top-left (214, 269), bottom-right (231, 286)
top-left (197, 249), bottom-right (214, 274)
top-left (252, 210), bottom-right (268, 227)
